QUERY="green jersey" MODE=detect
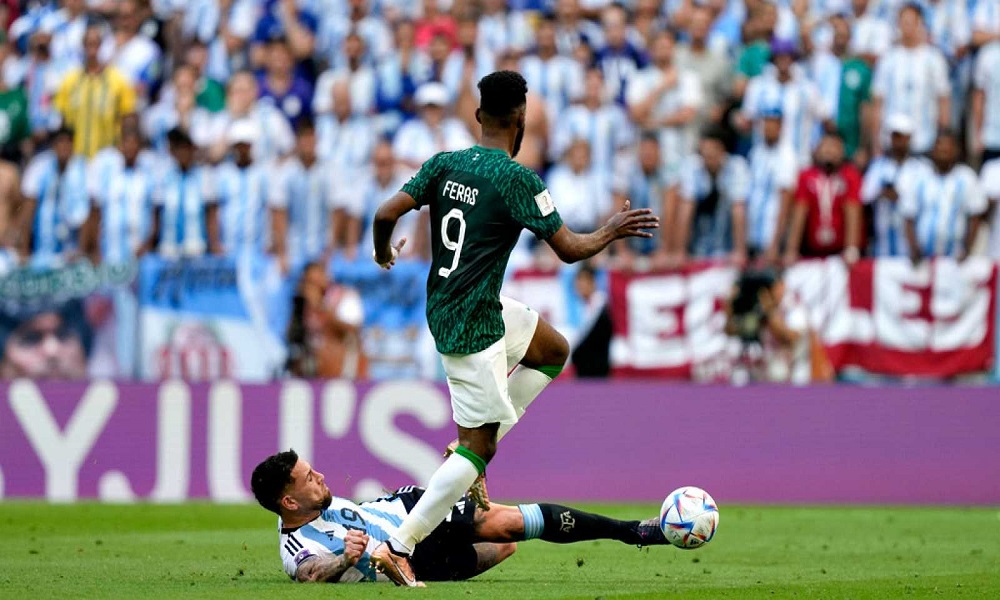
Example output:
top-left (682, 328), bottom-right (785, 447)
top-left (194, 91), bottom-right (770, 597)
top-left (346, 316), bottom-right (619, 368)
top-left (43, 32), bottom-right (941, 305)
top-left (0, 87), bottom-right (29, 147)
top-left (401, 146), bottom-right (564, 355)
top-left (836, 58), bottom-right (872, 159)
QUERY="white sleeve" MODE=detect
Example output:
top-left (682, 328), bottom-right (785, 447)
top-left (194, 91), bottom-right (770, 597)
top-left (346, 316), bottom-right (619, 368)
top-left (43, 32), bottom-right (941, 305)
top-left (776, 148), bottom-right (798, 190)
top-left (808, 81), bottom-right (831, 120)
top-left (329, 164), bottom-right (367, 218)
top-left (861, 162), bottom-right (884, 204)
top-left (974, 1), bottom-right (1000, 35)
top-left (268, 163), bottom-right (291, 209)
top-left (740, 77), bottom-right (761, 119)
top-left (679, 72), bottom-right (703, 110)
top-left (269, 110), bottom-right (295, 158)
top-left (974, 51), bottom-right (991, 90)
top-left (335, 288), bottom-right (364, 328)
top-left (729, 156), bottom-right (750, 203)
top-left (227, 0), bottom-right (257, 39)
top-left (313, 70), bottom-right (337, 114)
top-left (624, 71), bottom-right (650, 109)
top-left (963, 168), bottom-right (988, 216)
top-left (21, 156), bottom-right (46, 199)
top-left (280, 532), bottom-right (334, 581)
top-left (871, 55), bottom-right (888, 99)
top-left (982, 160), bottom-right (1000, 200)
top-left (931, 50), bottom-right (950, 96)
top-left (678, 155), bottom-right (699, 202)
top-left (86, 155), bottom-right (106, 205)
top-left (202, 166), bottom-right (218, 204)
top-left (896, 169), bottom-right (920, 219)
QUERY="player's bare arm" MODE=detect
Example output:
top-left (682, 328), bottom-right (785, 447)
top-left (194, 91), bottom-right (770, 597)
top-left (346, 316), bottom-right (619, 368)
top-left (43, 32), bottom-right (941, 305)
top-left (546, 199), bottom-right (660, 264)
top-left (372, 191), bottom-right (416, 268)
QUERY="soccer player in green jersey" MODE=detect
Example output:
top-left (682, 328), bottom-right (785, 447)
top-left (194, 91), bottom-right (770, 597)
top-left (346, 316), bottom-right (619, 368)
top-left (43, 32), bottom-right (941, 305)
top-left (369, 70), bottom-right (659, 587)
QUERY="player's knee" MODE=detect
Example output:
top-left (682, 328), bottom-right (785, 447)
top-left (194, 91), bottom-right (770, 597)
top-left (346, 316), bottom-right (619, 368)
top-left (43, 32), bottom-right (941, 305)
top-left (549, 331), bottom-right (570, 366)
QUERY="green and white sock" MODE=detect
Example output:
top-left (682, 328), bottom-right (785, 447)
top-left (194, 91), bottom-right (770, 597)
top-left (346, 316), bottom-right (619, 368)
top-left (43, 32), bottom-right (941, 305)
top-left (498, 364), bottom-right (561, 440)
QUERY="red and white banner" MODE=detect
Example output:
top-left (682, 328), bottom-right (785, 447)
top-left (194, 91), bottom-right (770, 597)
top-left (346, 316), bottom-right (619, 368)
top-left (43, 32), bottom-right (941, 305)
top-left (509, 258), bottom-right (997, 379)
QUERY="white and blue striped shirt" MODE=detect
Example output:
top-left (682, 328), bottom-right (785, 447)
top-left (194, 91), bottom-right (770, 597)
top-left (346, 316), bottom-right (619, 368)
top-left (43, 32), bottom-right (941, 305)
top-left (925, 0), bottom-right (972, 60)
top-left (872, 44), bottom-right (950, 153)
top-left (520, 54), bottom-right (585, 119)
top-left (861, 155), bottom-right (930, 257)
top-left (21, 150), bottom-right (89, 266)
top-left (680, 154), bottom-right (751, 257)
top-left (215, 161), bottom-right (271, 257)
top-left (973, 0), bottom-right (1000, 36)
top-left (981, 157), bottom-right (1000, 258)
top-left (974, 42), bottom-right (1000, 149)
top-left (269, 157), bottom-right (335, 268)
top-left (898, 163), bottom-right (988, 257)
top-left (745, 142), bottom-right (799, 251)
top-left (154, 163), bottom-right (215, 259)
top-left (87, 148), bottom-right (155, 264)
top-left (550, 104), bottom-right (633, 180)
top-left (742, 64), bottom-right (829, 168)
top-left (316, 114), bottom-right (376, 171)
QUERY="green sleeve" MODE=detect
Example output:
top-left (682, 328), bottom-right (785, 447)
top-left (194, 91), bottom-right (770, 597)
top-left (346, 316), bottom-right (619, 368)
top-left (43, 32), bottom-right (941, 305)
top-left (400, 153), bottom-right (444, 206)
top-left (505, 167), bottom-right (564, 240)
top-left (12, 89), bottom-right (29, 144)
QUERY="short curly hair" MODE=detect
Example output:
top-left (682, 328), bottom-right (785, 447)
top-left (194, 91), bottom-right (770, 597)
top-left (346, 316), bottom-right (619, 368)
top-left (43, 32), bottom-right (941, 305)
top-left (250, 449), bottom-right (299, 515)
top-left (477, 70), bottom-right (527, 127)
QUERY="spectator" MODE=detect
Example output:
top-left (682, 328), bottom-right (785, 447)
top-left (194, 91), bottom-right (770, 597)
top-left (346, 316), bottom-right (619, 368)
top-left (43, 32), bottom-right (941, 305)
top-left (740, 38), bottom-right (831, 169)
top-left (520, 14), bottom-right (584, 121)
top-left (441, 12), bottom-right (495, 106)
top-left (104, 0), bottom-right (162, 103)
top-left (358, 141), bottom-right (418, 258)
top-left (316, 0), bottom-right (392, 69)
top-left (215, 119), bottom-right (270, 257)
top-left (568, 263), bottom-right (611, 378)
top-left (677, 127), bottom-right (750, 265)
top-left (552, 68), bottom-right (632, 181)
top-left (745, 107), bottom-right (798, 262)
top-left (0, 41), bottom-right (30, 163)
top-left (553, 0), bottom-right (603, 55)
top-left (627, 30), bottom-right (701, 186)
top-left (594, 4), bottom-right (647, 105)
top-left (149, 127), bottom-right (219, 259)
top-left (871, 4), bottom-right (950, 155)
top-left (981, 156), bottom-right (1000, 258)
top-left (900, 131), bottom-right (987, 262)
top-left (39, 0), bottom-right (88, 70)
top-left (271, 118), bottom-right (335, 272)
top-left (675, 4), bottom-right (734, 129)
top-left (82, 124), bottom-right (155, 265)
top-left (17, 126), bottom-right (88, 267)
top-left (785, 132), bottom-right (863, 264)
top-left (249, 0), bottom-right (318, 67)
top-left (862, 114), bottom-right (926, 257)
top-left (142, 63), bottom-right (213, 153)
top-left (414, 0), bottom-right (456, 49)
top-left (972, 0), bottom-right (1000, 48)
top-left (392, 82), bottom-right (474, 170)
top-left (182, 40), bottom-right (226, 113)
top-left (849, 0), bottom-right (892, 62)
top-left (734, 0), bottom-right (777, 98)
top-left (315, 78), bottom-right (375, 175)
top-left (809, 14), bottom-right (869, 161)
top-left (195, 0), bottom-right (257, 84)
top-left (613, 134), bottom-right (669, 262)
top-left (53, 23), bottom-right (136, 158)
top-left (972, 35), bottom-right (1000, 163)
top-left (285, 261), bottom-right (366, 379)
top-left (257, 37), bottom-right (313, 129)
top-left (0, 299), bottom-right (91, 380)
top-left (546, 137), bottom-right (612, 233)
top-left (374, 20), bottom-right (429, 134)
top-left (313, 32), bottom-right (376, 116)
top-left (631, 0), bottom-right (667, 48)
top-left (207, 71), bottom-right (294, 163)
top-left (478, 0), bottom-right (533, 56)
top-left (17, 30), bottom-right (61, 138)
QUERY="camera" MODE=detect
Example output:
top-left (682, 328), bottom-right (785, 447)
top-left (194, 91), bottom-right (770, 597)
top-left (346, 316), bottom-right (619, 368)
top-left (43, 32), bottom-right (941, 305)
top-left (729, 269), bottom-right (777, 343)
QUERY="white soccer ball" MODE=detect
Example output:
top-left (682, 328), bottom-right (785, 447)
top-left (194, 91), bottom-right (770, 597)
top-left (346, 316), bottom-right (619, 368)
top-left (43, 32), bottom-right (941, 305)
top-left (659, 486), bottom-right (719, 549)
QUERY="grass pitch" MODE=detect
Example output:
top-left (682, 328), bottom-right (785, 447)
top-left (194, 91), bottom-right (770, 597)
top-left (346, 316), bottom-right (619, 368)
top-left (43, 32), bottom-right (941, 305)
top-left (0, 502), bottom-right (997, 599)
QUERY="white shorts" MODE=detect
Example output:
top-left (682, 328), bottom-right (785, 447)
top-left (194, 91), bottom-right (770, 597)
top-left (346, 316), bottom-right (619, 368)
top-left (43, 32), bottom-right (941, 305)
top-left (441, 296), bottom-right (539, 428)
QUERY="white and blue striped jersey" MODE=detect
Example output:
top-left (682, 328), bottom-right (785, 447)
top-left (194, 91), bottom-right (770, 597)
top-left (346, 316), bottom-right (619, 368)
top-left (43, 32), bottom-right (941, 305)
top-left (973, 0), bottom-right (1000, 36)
top-left (861, 155), bottom-right (930, 257)
top-left (269, 157), bottom-right (335, 268)
top-left (391, 117), bottom-right (475, 167)
top-left (316, 114), bottom-right (376, 171)
top-left (520, 54), bottom-right (584, 119)
top-left (980, 157), bottom-right (1000, 258)
top-left (898, 164), bottom-right (988, 257)
top-left (21, 150), bottom-right (89, 266)
top-left (278, 494), bottom-right (413, 583)
top-left (974, 42), bottom-right (1000, 149)
top-left (441, 49), bottom-right (496, 104)
top-left (851, 14), bottom-right (893, 57)
top-left (208, 106), bottom-right (295, 163)
top-left (550, 103), bottom-right (633, 180)
top-left (680, 153), bottom-right (750, 257)
top-left (154, 163), bottom-right (215, 259)
top-left (478, 10), bottom-right (534, 54)
top-left (215, 162), bottom-right (271, 256)
top-left (142, 101), bottom-right (214, 153)
top-left (87, 148), bottom-right (156, 264)
top-left (745, 142), bottom-right (799, 251)
top-left (105, 35), bottom-right (161, 95)
top-left (808, 52), bottom-right (842, 122)
top-left (925, 0), bottom-right (972, 60)
top-left (626, 66), bottom-right (703, 176)
top-left (872, 44), bottom-right (950, 153)
top-left (742, 64), bottom-right (829, 169)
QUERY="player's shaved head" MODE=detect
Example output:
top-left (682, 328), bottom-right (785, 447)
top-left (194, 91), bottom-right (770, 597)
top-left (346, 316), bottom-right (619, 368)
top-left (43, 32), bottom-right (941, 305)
top-left (476, 70), bottom-right (528, 157)
top-left (251, 449), bottom-right (299, 515)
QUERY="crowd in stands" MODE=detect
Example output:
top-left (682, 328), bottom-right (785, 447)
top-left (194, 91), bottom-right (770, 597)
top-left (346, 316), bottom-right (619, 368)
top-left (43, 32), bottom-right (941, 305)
top-left (0, 0), bottom-right (999, 380)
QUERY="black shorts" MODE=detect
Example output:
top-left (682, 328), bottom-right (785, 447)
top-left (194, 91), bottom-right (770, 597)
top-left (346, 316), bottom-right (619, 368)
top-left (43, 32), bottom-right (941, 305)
top-left (391, 486), bottom-right (481, 581)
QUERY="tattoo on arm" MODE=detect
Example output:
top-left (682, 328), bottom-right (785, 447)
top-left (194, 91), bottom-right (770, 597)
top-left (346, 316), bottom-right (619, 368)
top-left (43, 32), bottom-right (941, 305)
top-left (295, 555), bottom-right (351, 583)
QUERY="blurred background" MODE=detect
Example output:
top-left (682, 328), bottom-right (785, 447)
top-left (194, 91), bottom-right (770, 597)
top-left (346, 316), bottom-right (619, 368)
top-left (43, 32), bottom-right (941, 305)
top-left (0, 0), bottom-right (998, 506)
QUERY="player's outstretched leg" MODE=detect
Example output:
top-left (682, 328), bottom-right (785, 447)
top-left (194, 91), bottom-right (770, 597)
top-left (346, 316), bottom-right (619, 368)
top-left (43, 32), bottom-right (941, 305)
top-left (474, 503), bottom-right (668, 547)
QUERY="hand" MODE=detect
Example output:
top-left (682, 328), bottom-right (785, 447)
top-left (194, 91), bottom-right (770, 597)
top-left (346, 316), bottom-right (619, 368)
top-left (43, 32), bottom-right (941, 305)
top-left (374, 237), bottom-right (407, 269)
top-left (842, 246), bottom-right (860, 266)
top-left (342, 530), bottom-right (369, 567)
top-left (604, 200), bottom-right (659, 240)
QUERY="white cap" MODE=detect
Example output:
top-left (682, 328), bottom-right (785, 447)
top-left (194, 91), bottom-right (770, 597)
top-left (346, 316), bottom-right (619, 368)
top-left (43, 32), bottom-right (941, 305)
top-left (415, 83), bottom-right (450, 107)
top-left (227, 119), bottom-right (258, 146)
top-left (886, 113), bottom-right (914, 136)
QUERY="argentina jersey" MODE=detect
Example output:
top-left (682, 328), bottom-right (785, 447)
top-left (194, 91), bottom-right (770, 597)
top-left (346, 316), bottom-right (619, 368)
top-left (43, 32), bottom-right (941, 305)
top-left (88, 149), bottom-right (155, 264)
top-left (270, 158), bottom-right (334, 268)
top-left (860, 156), bottom-right (929, 257)
top-left (155, 164), bottom-right (214, 258)
top-left (872, 45), bottom-right (949, 153)
top-left (216, 161), bottom-right (270, 256)
top-left (21, 151), bottom-right (89, 267)
top-left (278, 494), bottom-right (411, 583)
top-left (898, 163), bottom-right (988, 257)
top-left (743, 65), bottom-right (828, 168)
top-left (746, 142), bottom-right (798, 252)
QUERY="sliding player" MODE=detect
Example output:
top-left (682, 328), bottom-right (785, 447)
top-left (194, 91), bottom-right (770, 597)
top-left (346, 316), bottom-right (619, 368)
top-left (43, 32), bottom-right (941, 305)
top-left (371, 69), bottom-right (658, 586)
top-left (251, 450), bottom-right (667, 585)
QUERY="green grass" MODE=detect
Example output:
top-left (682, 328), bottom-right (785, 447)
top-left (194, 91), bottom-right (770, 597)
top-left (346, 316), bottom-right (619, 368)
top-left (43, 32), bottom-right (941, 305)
top-left (0, 503), bottom-right (998, 599)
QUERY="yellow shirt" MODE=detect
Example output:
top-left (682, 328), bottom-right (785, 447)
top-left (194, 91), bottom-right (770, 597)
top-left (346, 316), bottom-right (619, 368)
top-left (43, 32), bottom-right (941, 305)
top-left (53, 66), bottom-right (137, 158)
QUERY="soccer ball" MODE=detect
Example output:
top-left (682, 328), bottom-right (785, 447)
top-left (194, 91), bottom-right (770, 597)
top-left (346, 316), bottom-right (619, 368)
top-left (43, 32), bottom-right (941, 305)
top-left (659, 486), bottom-right (719, 549)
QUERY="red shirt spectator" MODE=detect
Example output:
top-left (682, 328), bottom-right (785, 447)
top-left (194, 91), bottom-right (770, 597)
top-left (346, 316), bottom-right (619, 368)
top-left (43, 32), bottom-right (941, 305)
top-left (414, 0), bottom-right (457, 48)
top-left (786, 134), bottom-right (864, 261)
